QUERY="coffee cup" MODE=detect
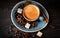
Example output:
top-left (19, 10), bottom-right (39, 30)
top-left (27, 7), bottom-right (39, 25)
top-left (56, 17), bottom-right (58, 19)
top-left (23, 4), bottom-right (40, 21)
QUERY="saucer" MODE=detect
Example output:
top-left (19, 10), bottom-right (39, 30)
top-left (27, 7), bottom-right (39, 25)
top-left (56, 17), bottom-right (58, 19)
top-left (11, 1), bottom-right (49, 32)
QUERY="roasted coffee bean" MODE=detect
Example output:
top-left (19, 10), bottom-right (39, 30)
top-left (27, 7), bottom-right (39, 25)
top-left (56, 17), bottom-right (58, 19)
top-left (8, 25), bottom-right (40, 38)
top-left (31, 22), bottom-right (38, 28)
top-left (23, 32), bottom-right (30, 38)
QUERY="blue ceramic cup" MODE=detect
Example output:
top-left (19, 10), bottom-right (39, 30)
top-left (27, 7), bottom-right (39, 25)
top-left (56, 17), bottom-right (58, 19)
top-left (11, 1), bottom-right (49, 32)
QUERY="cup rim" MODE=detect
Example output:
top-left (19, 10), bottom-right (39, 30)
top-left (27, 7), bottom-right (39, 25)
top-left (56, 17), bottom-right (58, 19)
top-left (23, 4), bottom-right (40, 21)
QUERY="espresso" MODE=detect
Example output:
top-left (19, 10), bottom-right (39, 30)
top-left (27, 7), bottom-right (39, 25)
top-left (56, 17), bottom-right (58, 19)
top-left (23, 4), bottom-right (40, 21)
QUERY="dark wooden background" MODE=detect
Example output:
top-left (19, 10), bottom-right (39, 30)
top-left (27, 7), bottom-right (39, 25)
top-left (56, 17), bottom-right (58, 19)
top-left (0, 0), bottom-right (60, 38)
